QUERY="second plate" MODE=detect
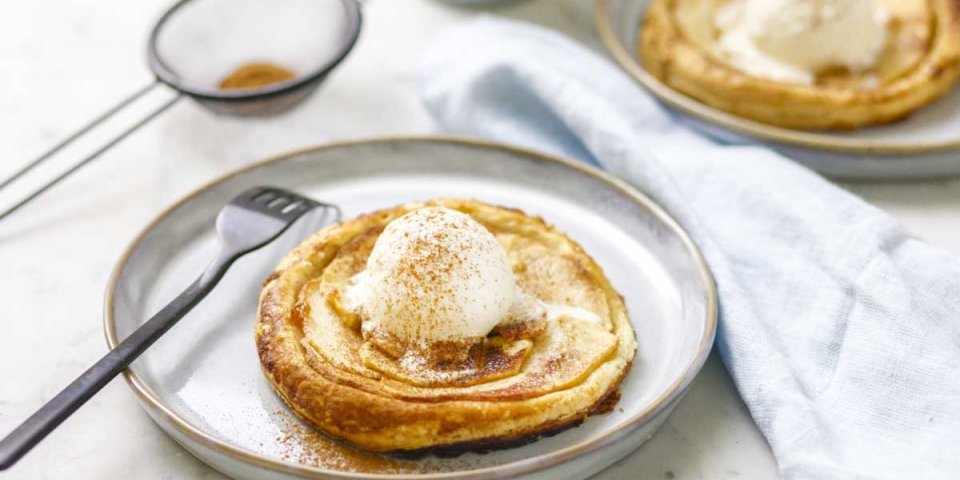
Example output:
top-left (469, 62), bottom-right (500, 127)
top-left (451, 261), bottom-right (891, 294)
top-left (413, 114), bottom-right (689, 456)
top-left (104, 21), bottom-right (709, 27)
top-left (596, 0), bottom-right (960, 180)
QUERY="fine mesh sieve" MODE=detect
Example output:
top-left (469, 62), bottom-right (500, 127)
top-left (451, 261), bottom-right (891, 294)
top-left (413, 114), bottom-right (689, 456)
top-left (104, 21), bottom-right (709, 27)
top-left (0, 0), bottom-right (362, 222)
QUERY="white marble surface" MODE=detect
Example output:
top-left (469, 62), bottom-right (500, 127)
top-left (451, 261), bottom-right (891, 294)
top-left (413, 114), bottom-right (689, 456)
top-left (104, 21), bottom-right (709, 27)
top-left (1, 0), bottom-right (959, 479)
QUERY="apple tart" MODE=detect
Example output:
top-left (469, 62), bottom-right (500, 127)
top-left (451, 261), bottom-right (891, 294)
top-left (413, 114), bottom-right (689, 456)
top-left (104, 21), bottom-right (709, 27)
top-left (255, 198), bottom-right (636, 453)
top-left (639, 0), bottom-right (960, 130)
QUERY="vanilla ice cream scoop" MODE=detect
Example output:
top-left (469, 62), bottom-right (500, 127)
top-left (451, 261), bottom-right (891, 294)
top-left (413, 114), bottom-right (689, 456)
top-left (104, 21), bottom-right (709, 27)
top-left (716, 0), bottom-right (890, 84)
top-left (346, 207), bottom-right (517, 345)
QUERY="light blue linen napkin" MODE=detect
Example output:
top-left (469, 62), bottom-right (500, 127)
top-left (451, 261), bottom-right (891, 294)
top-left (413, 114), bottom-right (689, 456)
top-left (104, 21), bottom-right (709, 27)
top-left (418, 18), bottom-right (960, 480)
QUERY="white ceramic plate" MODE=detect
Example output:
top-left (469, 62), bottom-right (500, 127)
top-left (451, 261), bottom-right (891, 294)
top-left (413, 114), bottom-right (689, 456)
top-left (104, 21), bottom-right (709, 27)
top-left (104, 137), bottom-right (716, 480)
top-left (595, 0), bottom-right (960, 180)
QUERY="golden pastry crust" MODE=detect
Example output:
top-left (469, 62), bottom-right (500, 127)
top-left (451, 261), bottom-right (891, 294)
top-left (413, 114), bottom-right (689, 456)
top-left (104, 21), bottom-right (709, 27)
top-left (639, 0), bottom-right (960, 130)
top-left (255, 199), bottom-right (636, 453)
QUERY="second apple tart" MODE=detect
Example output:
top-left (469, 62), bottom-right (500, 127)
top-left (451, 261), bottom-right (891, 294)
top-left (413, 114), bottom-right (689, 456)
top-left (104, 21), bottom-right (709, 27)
top-left (639, 0), bottom-right (960, 130)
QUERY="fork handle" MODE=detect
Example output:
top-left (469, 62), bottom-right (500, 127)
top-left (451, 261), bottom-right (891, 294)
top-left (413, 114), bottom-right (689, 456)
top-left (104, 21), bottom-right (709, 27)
top-left (0, 253), bottom-right (235, 470)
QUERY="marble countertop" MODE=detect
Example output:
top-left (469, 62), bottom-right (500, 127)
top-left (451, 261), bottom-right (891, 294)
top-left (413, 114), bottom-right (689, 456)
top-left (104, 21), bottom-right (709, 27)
top-left (2, 0), bottom-right (959, 478)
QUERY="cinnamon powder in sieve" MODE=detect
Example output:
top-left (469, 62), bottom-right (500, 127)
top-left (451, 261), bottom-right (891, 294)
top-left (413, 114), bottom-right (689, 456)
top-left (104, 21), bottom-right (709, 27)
top-left (219, 62), bottom-right (295, 90)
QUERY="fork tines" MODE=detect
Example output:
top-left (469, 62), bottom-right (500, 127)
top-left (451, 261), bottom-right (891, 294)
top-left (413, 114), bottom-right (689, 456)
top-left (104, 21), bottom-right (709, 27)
top-left (239, 187), bottom-right (340, 221)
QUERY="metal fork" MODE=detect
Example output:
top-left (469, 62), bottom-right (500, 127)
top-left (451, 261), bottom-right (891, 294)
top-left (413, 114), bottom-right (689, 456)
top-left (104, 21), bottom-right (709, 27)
top-left (0, 186), bottom-right (340, 470)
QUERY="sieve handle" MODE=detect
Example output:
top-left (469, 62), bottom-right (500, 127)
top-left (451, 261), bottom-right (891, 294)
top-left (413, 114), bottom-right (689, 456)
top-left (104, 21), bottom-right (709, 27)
top-left (0, 81), bottom-right (181, 223)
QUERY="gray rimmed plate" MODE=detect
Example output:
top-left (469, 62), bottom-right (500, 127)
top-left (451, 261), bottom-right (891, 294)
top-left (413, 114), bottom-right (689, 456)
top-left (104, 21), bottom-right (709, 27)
top-left (595, 0), bottom-right (960, 180)
top-left (104, 137), bottom-right (716, 480)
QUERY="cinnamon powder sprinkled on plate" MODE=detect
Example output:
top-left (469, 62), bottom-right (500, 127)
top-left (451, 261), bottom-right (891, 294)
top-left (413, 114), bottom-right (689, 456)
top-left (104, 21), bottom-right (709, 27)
top-left (274, 411), bottom-right (472, 474)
